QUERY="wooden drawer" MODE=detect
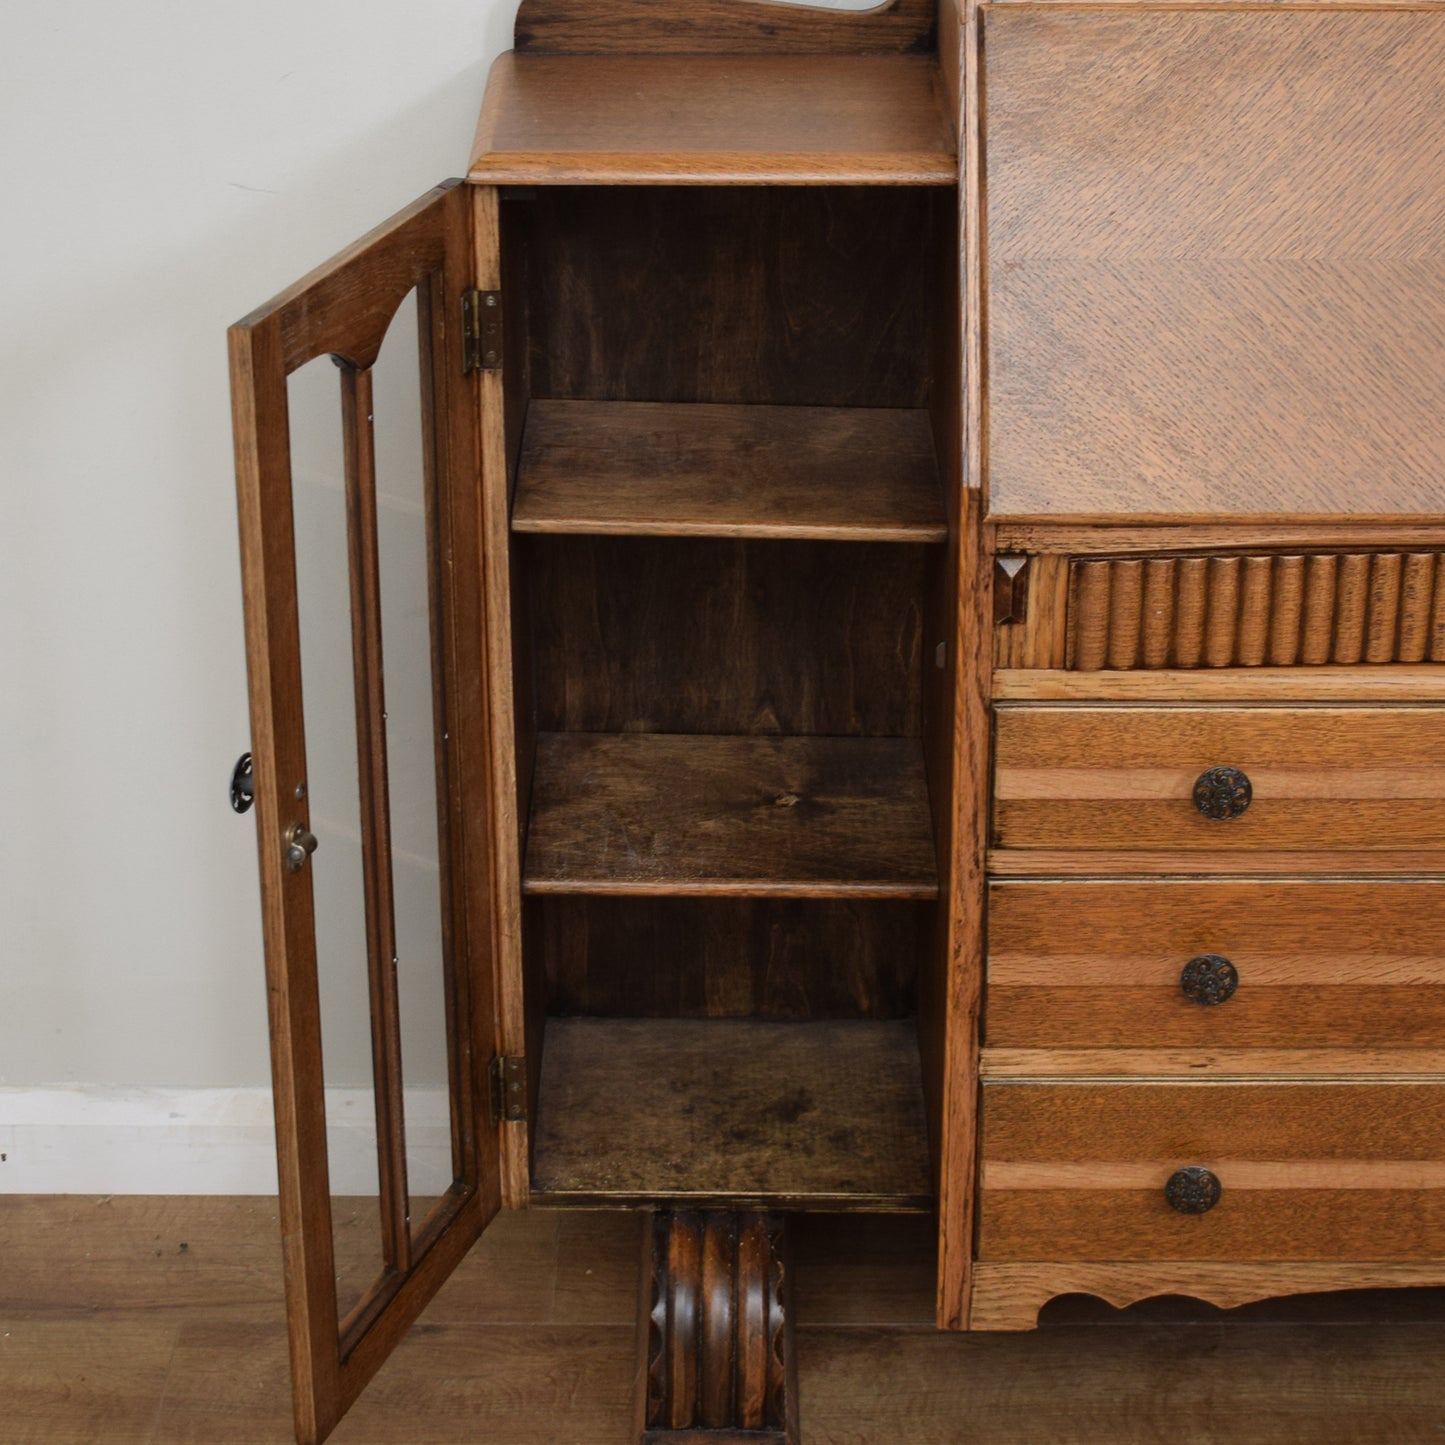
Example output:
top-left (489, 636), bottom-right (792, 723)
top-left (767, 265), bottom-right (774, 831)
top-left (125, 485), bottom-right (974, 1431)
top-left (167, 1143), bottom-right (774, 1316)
top-left (977, 1081), bottom-right (1445, 1262)
top-left (992, 705), bottom-right (1445, 860)
top-left (984, 880), bottom-right (1445, 1069)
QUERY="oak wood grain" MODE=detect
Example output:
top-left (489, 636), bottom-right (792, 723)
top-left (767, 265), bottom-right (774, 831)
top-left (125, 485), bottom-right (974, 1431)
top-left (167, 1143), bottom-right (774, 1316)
top-left (987, 848), bottom-right (1445, 878)
top-left (530, 1018), bottom-right (932, 1208)
top-left (523, 733), bottom-right (938, 897)
top-left (986, 879), bottom-right (1445, 1052)
top-left (982, 1081), bottom-right (1445, 1162)
top-left (531, 896), bottom-right (924, 1020)
top-left (993, 667), bottom-right (1445, 703)
top-left (980, 1048), bottom-right (1445, 1079)
top-left (514, 0), bottom-right (934, 55)
top-left (526, 536), bottom-right (926, 737)
top-left (977, 1081), bottom-right (1445, 1260)
top-left (520, 185), bottom-right (939, 410)
top-left (982, 8), bottom-right (1445, 521)
top-left (993, 705), bottom-right (1445, 853)
top-left (994, 523), bottom-right (1445, 556)
top-left (511, 401), bottom-right (946, 542)
top-left (469, 54), bottom-right (957, 185)
top-left (1066, 552), bottom-right (1445, 670)
top-left (979, 1189), bottom-right (1445, 1263)
top-left (969, 1262), bottom-right (1445, 1333)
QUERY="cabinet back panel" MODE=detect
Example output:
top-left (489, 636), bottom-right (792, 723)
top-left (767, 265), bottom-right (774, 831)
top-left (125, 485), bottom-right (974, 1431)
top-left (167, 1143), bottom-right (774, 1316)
top-left (523, 186), bottom-right (938, 407)
top-left (526, 535), bottom-right (926, 735)
top-left (530, 896), bottom-right (923, 1020)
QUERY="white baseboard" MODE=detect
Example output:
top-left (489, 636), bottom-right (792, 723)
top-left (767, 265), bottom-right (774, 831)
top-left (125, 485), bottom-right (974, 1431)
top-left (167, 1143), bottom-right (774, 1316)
top-left (0, 1086), bottom-right (450, 1195)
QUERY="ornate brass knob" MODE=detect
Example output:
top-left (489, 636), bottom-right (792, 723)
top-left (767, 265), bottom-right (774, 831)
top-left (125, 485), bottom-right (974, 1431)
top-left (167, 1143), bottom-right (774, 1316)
top-left (1193, 766), bottom-right (1252, 820)
top-left (1181, 954), bottom-right (1238, 1006)
top-left (283, 823), bottom-right (319, 874)
top-left (1165, 1166), bottom-right (1222, 1215)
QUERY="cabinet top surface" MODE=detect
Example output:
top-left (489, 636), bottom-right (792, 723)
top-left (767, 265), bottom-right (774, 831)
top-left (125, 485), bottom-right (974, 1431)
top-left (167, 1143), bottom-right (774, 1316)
top-left (467, 52), bottom-right (958, 185)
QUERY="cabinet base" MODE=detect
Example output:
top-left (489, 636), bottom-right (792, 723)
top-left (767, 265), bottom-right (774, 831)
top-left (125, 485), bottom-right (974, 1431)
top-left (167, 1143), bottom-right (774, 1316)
top-left (970, 1262), bottom-right (1445, 1331)
top-left (637, 1212), bottom-right (799, 1445)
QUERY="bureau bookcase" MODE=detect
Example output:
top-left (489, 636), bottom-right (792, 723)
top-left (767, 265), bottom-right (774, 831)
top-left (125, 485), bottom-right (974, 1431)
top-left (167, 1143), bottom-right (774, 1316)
top-left (229, 0), bottom-right (1445, 1439)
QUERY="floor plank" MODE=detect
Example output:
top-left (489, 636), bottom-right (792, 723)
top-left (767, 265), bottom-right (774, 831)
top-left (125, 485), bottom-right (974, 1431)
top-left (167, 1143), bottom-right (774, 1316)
top-left (0, 1318), bottom-right (178, 1445)
top-left (6, 1197), bottom-right (1445, 1442)
top-left (800, 1324), bottom-right (1445, 1445)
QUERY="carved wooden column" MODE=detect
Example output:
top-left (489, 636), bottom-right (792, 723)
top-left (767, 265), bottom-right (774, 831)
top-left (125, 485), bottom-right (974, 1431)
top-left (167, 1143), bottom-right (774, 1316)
top-left (636, 1212), bottom-right (798, 1445)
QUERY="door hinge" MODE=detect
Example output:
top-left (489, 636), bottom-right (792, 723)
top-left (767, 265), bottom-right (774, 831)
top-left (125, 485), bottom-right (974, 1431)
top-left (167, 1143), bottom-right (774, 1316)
top-left (488, 1054), bottom-right (527, 1125)
top-left (462, 289), bottom-right (503, 374)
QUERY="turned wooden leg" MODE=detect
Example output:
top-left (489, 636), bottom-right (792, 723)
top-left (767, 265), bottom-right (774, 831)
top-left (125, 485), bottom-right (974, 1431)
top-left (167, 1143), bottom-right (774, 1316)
top-left (636, 1212), bottom-right (798, 1445)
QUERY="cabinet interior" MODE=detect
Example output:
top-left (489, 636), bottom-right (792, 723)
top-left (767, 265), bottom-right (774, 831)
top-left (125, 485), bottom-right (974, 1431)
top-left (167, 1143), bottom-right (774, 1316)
top-left (494, 183), bottom-right (960, 1209)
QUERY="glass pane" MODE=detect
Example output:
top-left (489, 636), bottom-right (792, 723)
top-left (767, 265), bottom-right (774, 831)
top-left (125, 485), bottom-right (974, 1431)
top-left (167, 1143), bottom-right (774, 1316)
top-left (371, 289), bottom-right (460, 1240)
top-left (287, 351), bottom-right (385, 1323)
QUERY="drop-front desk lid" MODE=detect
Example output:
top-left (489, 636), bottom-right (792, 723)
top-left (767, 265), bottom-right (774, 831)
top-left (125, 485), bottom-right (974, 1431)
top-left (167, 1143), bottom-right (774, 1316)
top-left (981, 6), bottom-right (1445, 524)
top-left (467, 51), bottom-right (957, 186)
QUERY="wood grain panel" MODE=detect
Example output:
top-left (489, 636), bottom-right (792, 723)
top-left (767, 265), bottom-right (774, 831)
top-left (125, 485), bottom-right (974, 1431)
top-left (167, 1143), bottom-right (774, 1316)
top-left (995, 523), bottom-right (1445, 557)
top-left (982, 1082), bottom-right (1445, 1162)
top-left (1065, 552), bottom-right (1444, 671)
top-left (970, 1262), bottom-right (1445, 1332)
top-left (527, 536), bottom-right (925, 737)
top-left (531, 897), bottom-right (923, 1020)
top-left (982, 8), bottom-right (1445, 521)
top-left (469, 54), bottom-right (956, 185)
top-left (986, 880), bottom-right (1445, 1052)
top-left (994, 553), bottom-right (1070, 670)
top-left (993, 706), bottom-right (1445, 853)
top-left (531, 1018), bottom-right (931, 1208)
top-left (523, 733), bottom-right (938, 897)
top-left (980, 1048), bottom-right (1445, 1079)
top-left (512, 401), bottom-right (945, 542)
top-left (978, 1082), bottom-right (1445, 1260)
top-left (523, 186), bottom-right (937, 410)
top-left (513, 0), bottom-right (934, 55)
top-left (979, 1189), bottom-right (1445, 1263)
top-left (993, 668), bottom-right (1445, 704)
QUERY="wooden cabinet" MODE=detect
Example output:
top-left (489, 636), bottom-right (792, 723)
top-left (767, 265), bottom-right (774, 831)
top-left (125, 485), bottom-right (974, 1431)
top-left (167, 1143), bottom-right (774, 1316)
top-left (228, 0), bottom-right (1445, 1439)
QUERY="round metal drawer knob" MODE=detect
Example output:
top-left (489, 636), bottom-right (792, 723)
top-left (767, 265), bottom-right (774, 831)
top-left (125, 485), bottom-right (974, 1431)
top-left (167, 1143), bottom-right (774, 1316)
top-left (1181, 954), bottom-right (1239, 1006)
top-left (1165, 1166), bottom-right (1222, 1215)
top-left (1193, 766), bottom-right (1252, 820)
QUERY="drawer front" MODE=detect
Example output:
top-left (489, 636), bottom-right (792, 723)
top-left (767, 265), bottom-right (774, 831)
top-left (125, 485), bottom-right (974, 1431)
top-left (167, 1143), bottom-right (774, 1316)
top-left (977, 1082), bottom-right (1445, 1262)
top-left (986, 880), bottom-right (1445, 1054)
top-left (992, 705), bottom-right (1445, 854)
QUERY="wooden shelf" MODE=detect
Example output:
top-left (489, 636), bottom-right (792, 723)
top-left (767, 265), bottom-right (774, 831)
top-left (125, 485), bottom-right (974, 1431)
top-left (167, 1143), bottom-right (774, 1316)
top-left (530, 1017), bottom-right (932, 1209)
top-left (522, 732), bottom-right (938, 898)
top-left (468, 53), bottom-right (957, 185)
top-left (511, 400), bottom-right (946, 542)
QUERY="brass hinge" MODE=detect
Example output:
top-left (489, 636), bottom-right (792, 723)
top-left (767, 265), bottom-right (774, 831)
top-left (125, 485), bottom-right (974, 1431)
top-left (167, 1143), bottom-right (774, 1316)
top-left (462, 289), bottom-right (503, 374)
top-left (488, 1054), bottom-right (527, 1126)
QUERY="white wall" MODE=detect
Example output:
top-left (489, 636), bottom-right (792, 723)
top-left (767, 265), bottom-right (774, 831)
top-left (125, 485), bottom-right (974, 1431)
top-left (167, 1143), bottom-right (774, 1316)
top-left (0, 0), bottom-right (513, 1187)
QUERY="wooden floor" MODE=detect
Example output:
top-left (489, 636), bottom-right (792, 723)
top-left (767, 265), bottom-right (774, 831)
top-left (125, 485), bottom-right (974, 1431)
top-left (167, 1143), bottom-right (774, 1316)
top-left (5, 1197), bottom-right (1445, 1443)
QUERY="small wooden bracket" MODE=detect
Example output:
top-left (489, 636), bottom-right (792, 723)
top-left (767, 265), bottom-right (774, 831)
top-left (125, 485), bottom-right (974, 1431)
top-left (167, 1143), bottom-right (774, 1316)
top-left (993, 555), bottom-right (1031, 626)
top-left (637, 1212), bottom-right (798, 1445)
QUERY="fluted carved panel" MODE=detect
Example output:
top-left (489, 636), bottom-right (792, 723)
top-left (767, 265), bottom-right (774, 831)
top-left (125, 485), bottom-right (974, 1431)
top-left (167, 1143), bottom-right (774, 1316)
top-left (1068, 551), bottom-right (1445, 671)
top-left (641, 1212), bottom-right (796, 1445)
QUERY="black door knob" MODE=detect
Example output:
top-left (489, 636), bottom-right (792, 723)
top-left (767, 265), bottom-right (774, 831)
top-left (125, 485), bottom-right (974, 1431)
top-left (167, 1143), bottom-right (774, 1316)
top-left (1181, 954), bottom-right (1239, 1005)
top-left (1165, 1166), bottom-right (1222, 1215)
top-left (1193, 766), bottom-right (1252, 820)
top-left (230, 752), bottom-right (254, 814)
